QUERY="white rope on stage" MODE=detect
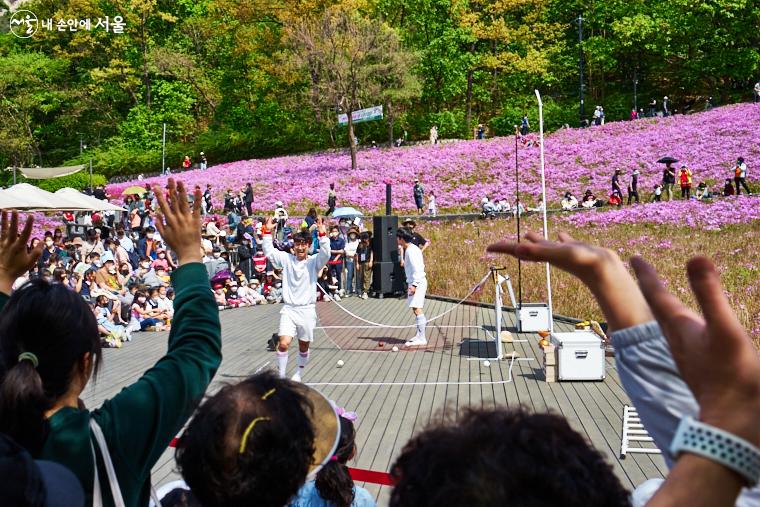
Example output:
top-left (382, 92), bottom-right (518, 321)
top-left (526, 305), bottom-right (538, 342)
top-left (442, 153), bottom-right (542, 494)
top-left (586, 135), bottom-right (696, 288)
top-left (316, 271), bottom-right (492, 329)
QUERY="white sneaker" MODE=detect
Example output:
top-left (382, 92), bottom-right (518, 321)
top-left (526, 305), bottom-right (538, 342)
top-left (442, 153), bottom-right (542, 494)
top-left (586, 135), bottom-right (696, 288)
top-left (333, 294), bottom-right (341, 302)
top-left (291, 370), bottom-right (302, 383)
top-left (404, 336), bottom-right (428, 347)
top-left (361, 293), bottom-right (368, 300)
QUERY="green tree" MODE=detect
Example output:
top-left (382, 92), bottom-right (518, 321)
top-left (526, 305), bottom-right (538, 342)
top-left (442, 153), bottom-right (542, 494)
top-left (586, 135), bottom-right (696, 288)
top-left (280, 5), bottom-right (420, 169)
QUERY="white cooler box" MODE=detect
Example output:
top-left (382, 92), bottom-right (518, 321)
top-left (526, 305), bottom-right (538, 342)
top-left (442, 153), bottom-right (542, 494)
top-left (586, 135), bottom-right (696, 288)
top-left (551, 331), bottom-right (606, 381)
top-left (517, 303), bottom-right (551, 332)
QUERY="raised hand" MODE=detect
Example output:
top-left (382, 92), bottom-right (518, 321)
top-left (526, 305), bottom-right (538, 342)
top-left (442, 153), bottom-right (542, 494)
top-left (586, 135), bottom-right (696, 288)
top-left (0, 212), bottom-right (42, 294)
top-left (486, 231), bottom-right (652, 331)
top-left (632, 256), bottom-right (760, 447)
top-left (316, 217), bottom-right (327, 235)
top-left (153, 179), bottom-right (202, 266)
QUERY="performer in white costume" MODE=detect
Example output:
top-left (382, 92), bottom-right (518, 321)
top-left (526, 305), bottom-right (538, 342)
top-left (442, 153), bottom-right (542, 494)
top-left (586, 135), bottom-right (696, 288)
top-left (397, 227), bottom-right (428, 347)
top-left (262, 216), bottom-right (330, 381)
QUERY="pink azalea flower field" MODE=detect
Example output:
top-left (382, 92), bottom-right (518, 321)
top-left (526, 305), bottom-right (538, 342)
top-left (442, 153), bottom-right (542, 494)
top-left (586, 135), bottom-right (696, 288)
top-left (107, 103), bottom-right (760, 226)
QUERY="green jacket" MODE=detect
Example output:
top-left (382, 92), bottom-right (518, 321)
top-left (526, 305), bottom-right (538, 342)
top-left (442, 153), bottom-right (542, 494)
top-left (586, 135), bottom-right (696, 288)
top-left (0, 263), bottom-right (222, 507)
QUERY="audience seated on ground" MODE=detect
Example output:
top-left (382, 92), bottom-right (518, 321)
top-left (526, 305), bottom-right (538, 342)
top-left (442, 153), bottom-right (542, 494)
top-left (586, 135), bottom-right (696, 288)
top-left (0, 181), bottom-right (223, 507)
top-left (561, 191), bottom-right (579, 210)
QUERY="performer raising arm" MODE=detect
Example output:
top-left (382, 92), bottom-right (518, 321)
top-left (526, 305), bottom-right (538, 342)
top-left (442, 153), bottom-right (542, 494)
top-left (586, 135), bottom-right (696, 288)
top-left (262, 216), bottom-right (330, 381)
top-left (397, 228), bottom-right (428, 347)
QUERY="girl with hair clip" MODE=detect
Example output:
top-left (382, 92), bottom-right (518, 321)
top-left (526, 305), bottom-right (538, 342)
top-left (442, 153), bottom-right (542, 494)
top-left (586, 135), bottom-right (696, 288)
top-left (290, 412), bottom-right (376, 507)
top-left (0, 179), bottom-right (222, 507)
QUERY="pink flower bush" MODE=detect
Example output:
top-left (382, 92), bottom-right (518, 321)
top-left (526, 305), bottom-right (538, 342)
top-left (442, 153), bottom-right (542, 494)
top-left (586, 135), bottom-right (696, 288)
top-left (107, 103), bottom-right (760, 215)
top-left (560, 195), bottom-right (760, 229)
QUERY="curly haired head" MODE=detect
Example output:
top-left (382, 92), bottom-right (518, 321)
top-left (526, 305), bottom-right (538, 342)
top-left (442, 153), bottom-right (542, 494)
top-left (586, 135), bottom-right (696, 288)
top-left (389, 408), bottom-right (631, 507)
top-left (176, 371), bottom-right (316, 507)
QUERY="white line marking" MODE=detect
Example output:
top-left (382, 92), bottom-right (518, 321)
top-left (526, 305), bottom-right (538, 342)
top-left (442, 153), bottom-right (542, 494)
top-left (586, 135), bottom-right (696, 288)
top-left (307, 353), bottom-right (521, 387)
top-left (253, 361), bottom-right (270, 374)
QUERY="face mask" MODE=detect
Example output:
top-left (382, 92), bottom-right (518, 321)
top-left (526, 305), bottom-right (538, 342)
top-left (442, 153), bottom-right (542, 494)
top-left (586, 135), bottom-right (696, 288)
top-left (146, 234), bottom-right (154, 239)
top-left (330, 232), bottom-right (338, 238)
top-left (137, 297), bottom-right (146, 304)
top-left (93, 260), bottom-right (102, 267)
top-left (158, 254), bottom-right (166, 259)
top-left (275, 282), bottom-right (282, 288)
top-left (213, 252), bottom-right (221, 258)
top-left (121, 269), bottom-right (130, 275)
top-left (108, 268), bottom-right (116, 274)
top-left (349, 235), bottom-right (357, 241)
top-left (141, 262), bottom-right (150, 269)
top-left (45, 240), bottom-right (54, 247)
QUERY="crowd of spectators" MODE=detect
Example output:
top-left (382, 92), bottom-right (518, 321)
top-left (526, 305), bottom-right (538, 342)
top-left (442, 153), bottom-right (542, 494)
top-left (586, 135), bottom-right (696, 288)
top-left (2, 178), bottom-right (760, 507)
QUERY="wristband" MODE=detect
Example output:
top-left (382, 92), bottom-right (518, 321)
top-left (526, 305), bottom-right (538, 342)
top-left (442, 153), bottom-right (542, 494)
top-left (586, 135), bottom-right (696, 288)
top-left (318, 232), bottom-right (327, 238)
top-left (670, 416), bottom-right (760, 485)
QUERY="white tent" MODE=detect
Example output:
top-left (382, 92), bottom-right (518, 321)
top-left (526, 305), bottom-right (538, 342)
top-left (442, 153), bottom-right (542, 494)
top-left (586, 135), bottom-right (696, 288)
top-left (0, 183), bottom-right (90, 211)
top-left (55, 188), bottom-right (125, 212)
top-left (19, 165), bottom-right (86, 180)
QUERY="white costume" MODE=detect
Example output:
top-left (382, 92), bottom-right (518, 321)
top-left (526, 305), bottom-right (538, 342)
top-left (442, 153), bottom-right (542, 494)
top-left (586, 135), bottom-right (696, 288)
top-left (403, 242), bottom-right (428, 347)
top-left (262, 233), bottom-right (330, 342)
top-left (263, 232), bottom-right (330, 380)
top-left (404, 243), bottom-right (427, 309)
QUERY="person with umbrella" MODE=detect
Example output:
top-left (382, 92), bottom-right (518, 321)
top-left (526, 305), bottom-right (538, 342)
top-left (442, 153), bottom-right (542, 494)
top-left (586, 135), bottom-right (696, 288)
top-left (658, 157), bottom-right (678, 201)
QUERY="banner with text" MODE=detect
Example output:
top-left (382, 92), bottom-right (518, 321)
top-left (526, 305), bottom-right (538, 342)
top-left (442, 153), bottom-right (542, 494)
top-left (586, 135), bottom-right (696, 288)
top-left (337, 105), bottom-right (383, 126)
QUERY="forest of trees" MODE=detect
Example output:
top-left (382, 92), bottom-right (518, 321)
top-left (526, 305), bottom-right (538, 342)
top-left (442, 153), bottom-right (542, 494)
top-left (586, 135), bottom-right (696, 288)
top-left (0, 0), bottom-right (757, 179)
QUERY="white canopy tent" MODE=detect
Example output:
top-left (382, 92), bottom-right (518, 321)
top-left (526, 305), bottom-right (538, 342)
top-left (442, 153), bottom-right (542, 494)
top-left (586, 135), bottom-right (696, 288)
top-left (55, 188), bottom-right (125, 212)
top-left (19, 164), bottom-right (86, 180)
top-left (0, 183), bottom-right (95, 211)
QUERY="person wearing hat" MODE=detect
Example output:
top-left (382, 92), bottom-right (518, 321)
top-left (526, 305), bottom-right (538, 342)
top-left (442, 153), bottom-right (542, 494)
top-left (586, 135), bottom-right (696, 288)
top-left (627, 168), bottom-right (640, 205)
top-left (611, 169), bottom-right (624, 204)
top-left (734, 157), bottom-right (751, 196)
top-left (263, 216), bottom-right (330, 382)
top-left (400, 219), bottom-right (430, 252)
top-left (237, 233), bottom-right (255, 280)
top-left (94, 250), bottom-right (123, 296)
top-left (199, 151), bottom-right (207, 171)
top-left (165, 371), bottom-right (340, 507)
top-left (413, 179), bottom-right (425, 214)
top-left (274, 201), bottom-right (289, 242)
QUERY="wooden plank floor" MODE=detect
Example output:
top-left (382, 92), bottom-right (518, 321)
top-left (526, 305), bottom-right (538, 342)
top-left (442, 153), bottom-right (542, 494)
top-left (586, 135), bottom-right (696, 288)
top-left (80, 296), bottom-right (667, 505)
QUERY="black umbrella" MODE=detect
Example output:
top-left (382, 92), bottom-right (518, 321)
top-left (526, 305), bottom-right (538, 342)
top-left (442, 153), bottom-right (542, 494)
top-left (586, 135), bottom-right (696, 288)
top-left (657, 156), bottom-right (679, 164)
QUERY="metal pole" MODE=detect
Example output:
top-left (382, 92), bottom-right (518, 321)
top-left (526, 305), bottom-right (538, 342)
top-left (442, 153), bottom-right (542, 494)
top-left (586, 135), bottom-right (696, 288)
top-left (514, 125), bottom-right (522, 304)
top-left (13, 165), bottom-right (16, 185)
top-left (633, 69), bottom-right (638, 113)
top-left (161, 122), bottom-right (166, 174)
top-left (535, 89), bottom-right (554, 332)
top-left (577, 15), bottom-right (585, 127)
top-left (89, 159), bottom-right (93, 190)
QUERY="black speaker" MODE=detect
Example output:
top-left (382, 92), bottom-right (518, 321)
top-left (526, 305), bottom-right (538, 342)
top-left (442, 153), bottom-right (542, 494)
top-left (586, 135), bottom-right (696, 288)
top-left (372, 261), bottom-right (406, 295)
top-left (372, 215), bottom-right (398, 263)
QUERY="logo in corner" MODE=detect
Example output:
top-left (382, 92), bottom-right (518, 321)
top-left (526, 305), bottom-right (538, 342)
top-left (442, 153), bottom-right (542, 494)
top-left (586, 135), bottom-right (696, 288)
top-left (9, 9), bottom-right (38, 38)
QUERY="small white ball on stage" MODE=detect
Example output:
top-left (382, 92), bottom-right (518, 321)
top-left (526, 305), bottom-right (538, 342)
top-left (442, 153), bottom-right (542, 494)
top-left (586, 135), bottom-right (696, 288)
top-left (392, 346), bottom-right (399, 352)
top-left (337, 360), bottom-right (345, 368)
top-left (483, 360), bottom-right (491, 367)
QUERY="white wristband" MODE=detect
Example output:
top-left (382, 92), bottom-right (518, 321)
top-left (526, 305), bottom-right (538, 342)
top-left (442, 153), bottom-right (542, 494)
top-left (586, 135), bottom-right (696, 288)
top-left (670, 416), bottom-right (760, 485)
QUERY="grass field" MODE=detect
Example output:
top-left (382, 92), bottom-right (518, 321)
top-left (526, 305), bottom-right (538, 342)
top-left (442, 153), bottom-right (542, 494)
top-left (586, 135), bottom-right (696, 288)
top-left (418, 217), bottom-right (760, 343)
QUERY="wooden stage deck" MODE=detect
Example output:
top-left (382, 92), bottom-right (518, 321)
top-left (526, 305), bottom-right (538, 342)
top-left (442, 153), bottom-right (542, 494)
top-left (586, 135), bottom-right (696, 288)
top-left (81, 296), bottom-right (667, 505)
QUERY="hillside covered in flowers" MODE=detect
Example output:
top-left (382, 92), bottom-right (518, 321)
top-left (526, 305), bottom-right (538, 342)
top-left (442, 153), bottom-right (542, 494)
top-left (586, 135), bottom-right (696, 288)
top-left (108, 103), bottom-right (760, 217)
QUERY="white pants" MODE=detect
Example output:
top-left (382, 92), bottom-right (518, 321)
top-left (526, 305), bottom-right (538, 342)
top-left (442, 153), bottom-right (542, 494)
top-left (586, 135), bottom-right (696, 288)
top-left (279, 305), bottom-right (317, 342)
top-left (407, 280), bottom-right (427, 309)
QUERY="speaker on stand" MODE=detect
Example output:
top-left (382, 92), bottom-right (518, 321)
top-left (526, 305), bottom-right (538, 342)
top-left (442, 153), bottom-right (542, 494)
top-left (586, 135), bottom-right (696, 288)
top-left (371, 185), bottom-right (405, 297)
